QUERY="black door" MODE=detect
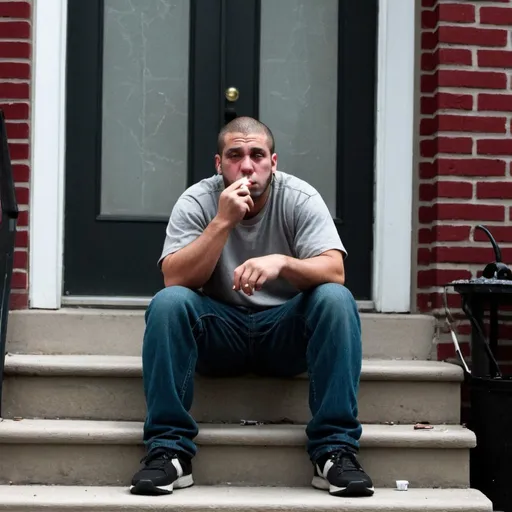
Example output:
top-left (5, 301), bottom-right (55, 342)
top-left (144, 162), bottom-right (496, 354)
top-left (64, 0), bottom-right (376, 300)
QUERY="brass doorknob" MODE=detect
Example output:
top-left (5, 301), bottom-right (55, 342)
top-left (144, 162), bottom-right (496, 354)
top-left (225, 87), bottom-right (240, 102)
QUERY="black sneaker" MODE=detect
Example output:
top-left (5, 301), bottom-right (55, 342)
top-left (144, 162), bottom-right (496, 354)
top-left (130, 448), bottom-right (194, 495)
top-left (312, 449), bottom-right (374, 497)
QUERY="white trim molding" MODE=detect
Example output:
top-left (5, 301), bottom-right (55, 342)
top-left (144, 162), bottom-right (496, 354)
top-left (373, 0), bottom-right (415, 312)
top-left (30, 0), bottom-right (68, 309)
top-left (29, 0), bottom-right (415, 311)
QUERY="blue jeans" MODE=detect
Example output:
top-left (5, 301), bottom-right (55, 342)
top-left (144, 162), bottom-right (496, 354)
top-left (142, 283), bottom-right (362, 462)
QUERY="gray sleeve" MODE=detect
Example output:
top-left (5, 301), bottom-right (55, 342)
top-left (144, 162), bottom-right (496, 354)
top-left (293, 193), bottom-right (347, 260)
top-left (158, 194), bottom-right (207, 267)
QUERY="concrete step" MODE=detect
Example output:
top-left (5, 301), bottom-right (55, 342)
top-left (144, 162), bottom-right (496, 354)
top-left (0, 486), bottom-right (492, 512)
top-left (2, 355), bottom-right (462, 424)
top-left (6, 309), bottom-right (436, 360)
top-left (0, 419), bottom-right (474, 488)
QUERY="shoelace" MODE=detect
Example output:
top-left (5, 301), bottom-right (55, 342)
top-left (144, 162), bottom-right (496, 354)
top-left (331, 450), bottom-right (364, 474)
top-left (140, 449), bottom-right (175, 468)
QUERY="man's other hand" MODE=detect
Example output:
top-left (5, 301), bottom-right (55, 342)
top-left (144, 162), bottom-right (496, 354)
top-left (216, 178), bottom-right (255, 228)
top-left (233, 255), bottom-right (287, 296)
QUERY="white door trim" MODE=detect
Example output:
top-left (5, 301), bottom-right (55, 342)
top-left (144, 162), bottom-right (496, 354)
top-left (29, 0), bottom-right (414, 312)
top-left (29, 0), bottom-right (68, 309)
top-left (373, 0), bottom-right (415, 312)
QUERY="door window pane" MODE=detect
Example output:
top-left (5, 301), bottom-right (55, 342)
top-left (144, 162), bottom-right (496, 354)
top-left (259, 0), bottom-right (338, 215)
top-left (101, 0), bottom-right (190, 218)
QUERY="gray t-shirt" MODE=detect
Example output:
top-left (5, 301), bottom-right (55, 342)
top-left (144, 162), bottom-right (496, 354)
top-left (159, 171), bottom-right (346, 309)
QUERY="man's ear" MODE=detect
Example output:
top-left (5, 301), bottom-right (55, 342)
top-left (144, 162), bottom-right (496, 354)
top-left (214, 154), bottom-right (222, 174)
top-left (271, 153), bottom-right (278, 171)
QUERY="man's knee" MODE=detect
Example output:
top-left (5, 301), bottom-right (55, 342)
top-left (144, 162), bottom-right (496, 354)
top-left (147, 285), bottom-right (199, 317)
top-left (309, 283), bottom-right (356, 311)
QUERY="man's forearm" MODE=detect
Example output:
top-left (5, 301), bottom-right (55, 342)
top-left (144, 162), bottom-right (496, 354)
top-left (280, 253), bottom-right (345, 290)
top-left (162, 217), bottom-right (232, 289)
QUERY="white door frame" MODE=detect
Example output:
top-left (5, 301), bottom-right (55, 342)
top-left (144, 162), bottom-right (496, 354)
top-left (30, 0), bottom-right (415, 312)
top-left (30, 0), bottom-right (67, 310)
top-left (373, 0), bottom-right (415, 312)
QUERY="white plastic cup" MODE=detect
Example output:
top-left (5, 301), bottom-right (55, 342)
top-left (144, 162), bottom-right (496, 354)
top-left (396, 480), bottom-right (409, 491)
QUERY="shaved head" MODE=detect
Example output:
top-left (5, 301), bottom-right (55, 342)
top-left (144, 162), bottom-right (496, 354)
top-left (217, 116), bottom-right (275, 154)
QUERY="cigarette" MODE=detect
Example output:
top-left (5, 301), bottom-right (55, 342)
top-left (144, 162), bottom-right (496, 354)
top-left (240, 177), bottom-right (251, 192)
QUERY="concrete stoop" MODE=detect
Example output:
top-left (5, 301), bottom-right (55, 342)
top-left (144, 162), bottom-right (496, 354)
top-left (6, 310), bottom-right (437, 360)
top-left (0, 310), bottom-right (491, 512)
top-left (0, 420), bottom-right (474, 488)
top-left (2, 355), bottom-right (463, 424)
top-left (0, 486), bottom-right (493, 512)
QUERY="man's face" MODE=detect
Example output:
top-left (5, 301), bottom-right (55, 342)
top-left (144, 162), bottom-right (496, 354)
top-left (215, 132), bottom-right (277, 198)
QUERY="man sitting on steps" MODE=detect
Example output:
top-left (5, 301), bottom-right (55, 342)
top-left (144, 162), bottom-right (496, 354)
top-left (130, 116), bottom-right (374, 498)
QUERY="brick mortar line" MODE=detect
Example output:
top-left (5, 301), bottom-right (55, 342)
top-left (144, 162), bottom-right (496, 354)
top-left (419, 231), bottom-right (512, 236)
top-left (441, 66), bottom-right (512, 73)
top-left (417, 179), bottom-right (512, 184)
top-left (429, 246), bottom-right (512, 254)
top-left (0, 39), bottom-right (31, 44)
top-left (420, 110), bottom-right (512, 120)
top-left (423, 65), bottom-right (512, 71)
top-left (425, 45), bottom-right (512, 53)
top-left (437, 22), bottom-right (512, 30)
top-left (420, 174), bottom-right (510, 181)
top-left (431, 219), bottom-right (511, 225)
top-left (416, 263), bottom-right (501, 270)
top-left (470, 1), bottom-right (512, 6)
top-left (421, 89), bottom-right (512, 96)
top-left (0, 58), bottom-right (31, 63)
top-left (421, 67), bottom-right (475, 73)
top-left (419, 131), bottom-right (512, 137)
top-left (418, 200), bottom-right (484, 205)
top-left (419, 197), bottom-right (512, 204)
top-left (418, 136), bottom-right (512, 142)
top-left (418, 224), bottom-right (512, 231)
top-left (418, 230), bottom-right (512, 236)
top-left (422, 109), bottom-right (495, 115)
top-left (422, 112), bottom-right (512, 117)
top-left (471, 47), bottom-right (477, 68)
top-left (425, 236), bottom-right (512, 242)
top-left (422, 284), bottom-right (512, 293)
top-left (422, 86), bottom-right (512, 94)
top-left (418, 169), bottom-right (512, 174)
top-left (420, 176), bottom-right (482, 185)
top-left (430, 176), bottom-right (511, 183)
top-left (420, 45), bottom-right (505, 52)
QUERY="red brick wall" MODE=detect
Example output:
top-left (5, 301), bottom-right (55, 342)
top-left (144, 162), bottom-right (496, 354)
top-left (0, 1), bottom-right (31, 309)
top-left (418, 0), bottom-right (512, 365)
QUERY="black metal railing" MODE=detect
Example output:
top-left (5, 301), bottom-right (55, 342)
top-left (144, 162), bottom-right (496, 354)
top-left (0, 109), bottom-right (19, 417)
